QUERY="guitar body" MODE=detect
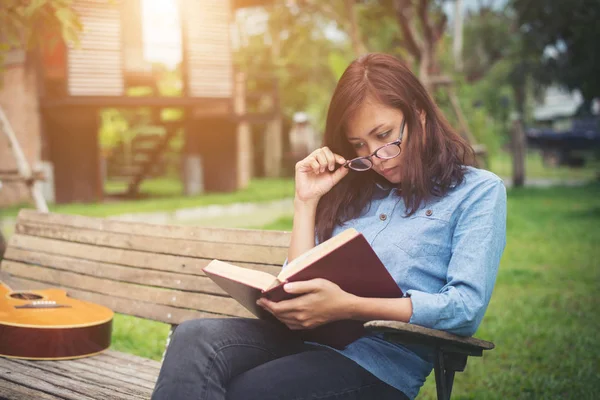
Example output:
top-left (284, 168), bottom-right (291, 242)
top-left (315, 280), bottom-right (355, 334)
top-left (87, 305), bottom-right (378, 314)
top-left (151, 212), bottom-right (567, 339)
top-left (0, 282), bottom-right (114, 360)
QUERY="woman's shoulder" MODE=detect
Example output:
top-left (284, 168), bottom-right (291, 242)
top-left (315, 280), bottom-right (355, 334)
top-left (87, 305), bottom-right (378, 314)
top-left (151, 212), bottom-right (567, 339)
top-left (437, 166), bottom-right (506, 209)
top-left (461, 166), bottom-right (504, 188)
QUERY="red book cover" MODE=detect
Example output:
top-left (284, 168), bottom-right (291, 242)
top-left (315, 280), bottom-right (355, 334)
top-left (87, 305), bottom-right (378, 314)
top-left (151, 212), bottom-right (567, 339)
top-left (203, 229), bottom-right (403, 349)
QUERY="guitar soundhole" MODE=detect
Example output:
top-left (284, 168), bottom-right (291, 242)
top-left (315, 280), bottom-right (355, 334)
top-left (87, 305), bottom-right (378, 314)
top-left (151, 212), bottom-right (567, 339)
top-left (10, 292), bottom-right (44, 300)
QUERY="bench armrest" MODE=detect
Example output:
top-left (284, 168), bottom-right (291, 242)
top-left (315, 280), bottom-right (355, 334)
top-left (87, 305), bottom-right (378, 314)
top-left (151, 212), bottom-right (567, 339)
top-left (364, 320), bottom-right (494, 356)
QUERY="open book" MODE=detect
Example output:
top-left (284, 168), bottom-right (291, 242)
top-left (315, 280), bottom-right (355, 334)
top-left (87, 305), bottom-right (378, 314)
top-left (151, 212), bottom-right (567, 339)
top-left (202, 228), bottom-right (403, 349)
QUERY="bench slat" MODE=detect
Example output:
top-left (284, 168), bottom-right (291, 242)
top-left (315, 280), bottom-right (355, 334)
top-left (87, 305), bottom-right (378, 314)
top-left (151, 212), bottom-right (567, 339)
top-left (102, 350), bottom-right (161, 372)
top-left (10, 359), bottom-right (151, 398)
top-left (71, 357), bottom-right (159, 385)
top-left (0, 360), bottom-right (103, 400)
top-left (97, 351), bottom-right (161, 377)
top-left (8, 235), bottom-right (283, 275)
top-left (2, 262), bottom-right (253, 318)
top-left (16, 223), bottom-right (288, 265)
top-left (0, 379), bottom-right (64, 400)
top-left (5, 248), bottom-right (229, 296)
top-left (5, 277), bottom-right (240, 325)
top-left (18, 209), bottom-right (292, 247)
top-left (28, 358), bottom-right (156, 390)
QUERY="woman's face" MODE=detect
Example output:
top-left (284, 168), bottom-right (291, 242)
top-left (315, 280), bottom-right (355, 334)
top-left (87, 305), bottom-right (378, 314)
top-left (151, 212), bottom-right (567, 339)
top-left (345, 99), bottom-right (407, 184)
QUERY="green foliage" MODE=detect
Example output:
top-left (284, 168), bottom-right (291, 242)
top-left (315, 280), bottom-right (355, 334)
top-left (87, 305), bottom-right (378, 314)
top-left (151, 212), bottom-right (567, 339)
top-left (99, 109), bottom-right (130, 154)
top-left (462, 6), bottom-right (515, 84)
top-left (0, 0), bottom-right (81, 69)
top-left (234, 1), bottom-right (351, 131)
top-left (512, 0), bottom-right (600, 101)
top-left (235, 1), bottom-right (514, 153)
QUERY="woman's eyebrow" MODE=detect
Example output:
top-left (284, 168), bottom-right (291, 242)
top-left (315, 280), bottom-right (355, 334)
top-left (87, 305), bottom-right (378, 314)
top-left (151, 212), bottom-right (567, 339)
top-left (347, 123), bottom-right (385, 140)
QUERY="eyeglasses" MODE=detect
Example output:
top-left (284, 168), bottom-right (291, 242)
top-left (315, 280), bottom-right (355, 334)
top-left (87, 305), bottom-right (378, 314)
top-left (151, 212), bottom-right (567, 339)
top-left (344, 119), bottom-right (405, 171)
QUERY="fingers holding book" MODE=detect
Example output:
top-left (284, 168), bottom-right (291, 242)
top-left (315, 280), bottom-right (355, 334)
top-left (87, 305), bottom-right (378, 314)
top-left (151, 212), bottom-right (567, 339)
top-left (256, 278), bottom-right (356, 331)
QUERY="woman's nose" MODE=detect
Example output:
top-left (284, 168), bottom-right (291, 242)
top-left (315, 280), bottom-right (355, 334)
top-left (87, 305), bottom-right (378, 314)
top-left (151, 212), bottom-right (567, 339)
top-left (371, 155), bottom-right (384, 167)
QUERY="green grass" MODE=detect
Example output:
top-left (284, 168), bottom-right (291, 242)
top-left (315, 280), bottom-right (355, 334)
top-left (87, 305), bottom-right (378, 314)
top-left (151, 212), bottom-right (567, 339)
top-left (488, 150), bottom-right (598, 181)
top-left (111, 183), bottom-right (599, 399)
top-left (0, 178), bottom-right (294, 218)
top-left (104, 177), bottom-right (184, 197)
top-left (110, 314), bottom-right (171, 361)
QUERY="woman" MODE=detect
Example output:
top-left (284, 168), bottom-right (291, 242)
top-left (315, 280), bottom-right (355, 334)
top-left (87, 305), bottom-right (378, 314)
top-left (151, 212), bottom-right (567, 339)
top-left (151, 53), bottom-right (506, 400)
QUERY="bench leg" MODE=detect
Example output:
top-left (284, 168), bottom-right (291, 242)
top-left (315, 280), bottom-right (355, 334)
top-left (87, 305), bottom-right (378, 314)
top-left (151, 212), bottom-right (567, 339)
top-left (433, 348), bottom-right (455, 400)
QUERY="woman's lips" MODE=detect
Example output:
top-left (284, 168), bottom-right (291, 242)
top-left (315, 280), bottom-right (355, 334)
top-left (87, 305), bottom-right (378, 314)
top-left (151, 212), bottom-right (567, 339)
top-left (381, 166), bottom-right (397, 176)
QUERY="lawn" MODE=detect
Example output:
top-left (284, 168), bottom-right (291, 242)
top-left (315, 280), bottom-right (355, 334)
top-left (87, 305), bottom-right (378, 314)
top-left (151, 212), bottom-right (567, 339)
top-left (109, 183), bottom-right (600, 399)
top-left (0, 178), bottom-right (295, 219)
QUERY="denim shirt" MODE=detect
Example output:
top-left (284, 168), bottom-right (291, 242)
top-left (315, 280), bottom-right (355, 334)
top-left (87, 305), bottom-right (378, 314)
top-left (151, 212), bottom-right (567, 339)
top-left (292, 166), bottom-right (507, 399)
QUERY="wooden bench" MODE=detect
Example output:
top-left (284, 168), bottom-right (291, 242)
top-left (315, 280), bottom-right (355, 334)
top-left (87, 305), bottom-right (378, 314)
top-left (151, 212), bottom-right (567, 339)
top-left (0, 210), bottom-right (494, 400)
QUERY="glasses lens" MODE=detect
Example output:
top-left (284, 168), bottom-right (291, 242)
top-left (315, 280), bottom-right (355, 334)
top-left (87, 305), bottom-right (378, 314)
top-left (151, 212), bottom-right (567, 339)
top-left (376, 143), bottom-right (401, 159)
top-left (348, 158), bottom-right (372, 171)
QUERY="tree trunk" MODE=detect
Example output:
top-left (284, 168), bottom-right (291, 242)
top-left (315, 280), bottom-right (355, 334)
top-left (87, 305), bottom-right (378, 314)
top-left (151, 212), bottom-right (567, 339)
top-left (345, 0), bottom-right (367, 56)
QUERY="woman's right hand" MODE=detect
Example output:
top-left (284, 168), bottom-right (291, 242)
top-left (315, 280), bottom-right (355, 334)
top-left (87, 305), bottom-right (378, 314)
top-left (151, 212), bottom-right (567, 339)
top-left (294, 147), bottom-right (349, 204)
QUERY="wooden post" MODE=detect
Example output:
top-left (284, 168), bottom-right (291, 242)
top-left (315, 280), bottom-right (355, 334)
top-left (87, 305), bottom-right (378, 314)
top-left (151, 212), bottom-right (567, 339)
top-left (234, 72), bottom-right (252, 186)
top-left (263, 93), bottom-right (283, 178)
top-left (510, 112), bottom-right (526, 187)
top-left (45, 108), bottom-right (103, 204)
top-left (453, 0), bottom-right (464, 72)
top-left (263, 15), bottom-right (283, 178)
top-left (0, 106), bottom-right (48, 212)
top-left (182, 120), bottom-right (204, 196)
top-left (191, 116), bottom-right (240, 192)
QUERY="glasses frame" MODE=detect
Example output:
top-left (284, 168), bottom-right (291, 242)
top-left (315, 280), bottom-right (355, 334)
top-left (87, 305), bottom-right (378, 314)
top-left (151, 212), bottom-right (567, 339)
top-left (344, 119), bottom-right (406, 171)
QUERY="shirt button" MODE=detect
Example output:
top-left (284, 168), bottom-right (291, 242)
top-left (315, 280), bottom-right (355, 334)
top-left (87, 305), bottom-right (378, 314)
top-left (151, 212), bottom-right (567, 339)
top-left (379, 213), bottom-right (387, 221)
top-left (425, 210), bottom-right (433, 216)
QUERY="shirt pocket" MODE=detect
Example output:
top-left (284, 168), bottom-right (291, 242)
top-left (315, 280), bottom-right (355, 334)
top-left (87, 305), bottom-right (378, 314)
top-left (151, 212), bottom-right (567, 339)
top-left (393, 207), bottom-right (452, 258)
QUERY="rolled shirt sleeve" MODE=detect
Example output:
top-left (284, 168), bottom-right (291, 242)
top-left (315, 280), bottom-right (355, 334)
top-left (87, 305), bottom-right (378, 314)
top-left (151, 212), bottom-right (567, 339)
top-left (407, 179), bottom-right (507, 336)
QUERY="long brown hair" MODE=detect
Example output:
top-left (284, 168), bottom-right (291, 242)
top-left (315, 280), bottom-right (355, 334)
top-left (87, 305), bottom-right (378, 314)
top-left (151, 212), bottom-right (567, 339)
top-left (316, 53), bottom-right (474, 243)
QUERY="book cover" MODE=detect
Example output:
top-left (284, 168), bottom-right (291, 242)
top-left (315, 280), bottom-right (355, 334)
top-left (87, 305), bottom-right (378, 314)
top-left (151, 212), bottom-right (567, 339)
top-left (202, 228), bottom-right (403, 349)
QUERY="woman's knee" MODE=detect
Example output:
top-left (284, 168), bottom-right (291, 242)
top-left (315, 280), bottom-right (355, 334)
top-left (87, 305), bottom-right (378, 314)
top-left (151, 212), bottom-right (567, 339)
top-left (171, 318), bottom-right (226, 345)
top-left (171, 318), bottom-right (265, 347)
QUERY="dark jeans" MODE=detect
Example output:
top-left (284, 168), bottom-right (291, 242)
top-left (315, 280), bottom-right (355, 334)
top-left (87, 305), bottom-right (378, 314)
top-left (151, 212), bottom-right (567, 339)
top-left (151, 318), bottom-right (409, 400)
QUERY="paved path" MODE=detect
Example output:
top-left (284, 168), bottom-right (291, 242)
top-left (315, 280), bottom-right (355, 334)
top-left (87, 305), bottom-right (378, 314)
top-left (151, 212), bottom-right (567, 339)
top-left (112, 198), bottom-right (294, 229)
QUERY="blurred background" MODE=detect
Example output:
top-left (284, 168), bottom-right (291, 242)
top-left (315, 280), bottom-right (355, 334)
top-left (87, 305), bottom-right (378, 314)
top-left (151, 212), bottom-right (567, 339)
top-left (0, 1), bottom-right (598, 398)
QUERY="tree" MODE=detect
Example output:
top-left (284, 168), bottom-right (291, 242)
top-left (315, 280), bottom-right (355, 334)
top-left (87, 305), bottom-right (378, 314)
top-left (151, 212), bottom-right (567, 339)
top-left (392, 0), bottom-right (449, 90)
top-left (512, 0), bottom-right (600, 103)
top-left (0, 0), bottom-right (80, 69)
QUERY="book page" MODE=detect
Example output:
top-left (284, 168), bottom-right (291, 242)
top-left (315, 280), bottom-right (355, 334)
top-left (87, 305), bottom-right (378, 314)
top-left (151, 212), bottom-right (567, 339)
top-left (277, 228), bottom-right (359, 282)
top-left (203, 260), bottom-right (276, 291)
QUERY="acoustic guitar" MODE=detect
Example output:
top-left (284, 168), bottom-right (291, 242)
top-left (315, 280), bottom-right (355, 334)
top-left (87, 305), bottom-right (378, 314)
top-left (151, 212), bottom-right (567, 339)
top-left (0, 281), bottom-right (113, 360)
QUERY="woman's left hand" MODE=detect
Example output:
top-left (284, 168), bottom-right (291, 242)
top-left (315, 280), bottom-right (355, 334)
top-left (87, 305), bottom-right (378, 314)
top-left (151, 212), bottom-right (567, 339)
top-left (257, 279), bottom-right (356, 330)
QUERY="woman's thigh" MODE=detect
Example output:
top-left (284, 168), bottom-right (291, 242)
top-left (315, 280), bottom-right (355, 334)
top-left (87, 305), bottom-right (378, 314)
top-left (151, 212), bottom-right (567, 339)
top-left (226, 345), bottom-right (408, 400)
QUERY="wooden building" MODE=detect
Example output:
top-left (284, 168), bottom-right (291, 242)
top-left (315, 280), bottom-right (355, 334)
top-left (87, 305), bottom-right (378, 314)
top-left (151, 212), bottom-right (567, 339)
top-left (0, 0), bottom-right (276, 206)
